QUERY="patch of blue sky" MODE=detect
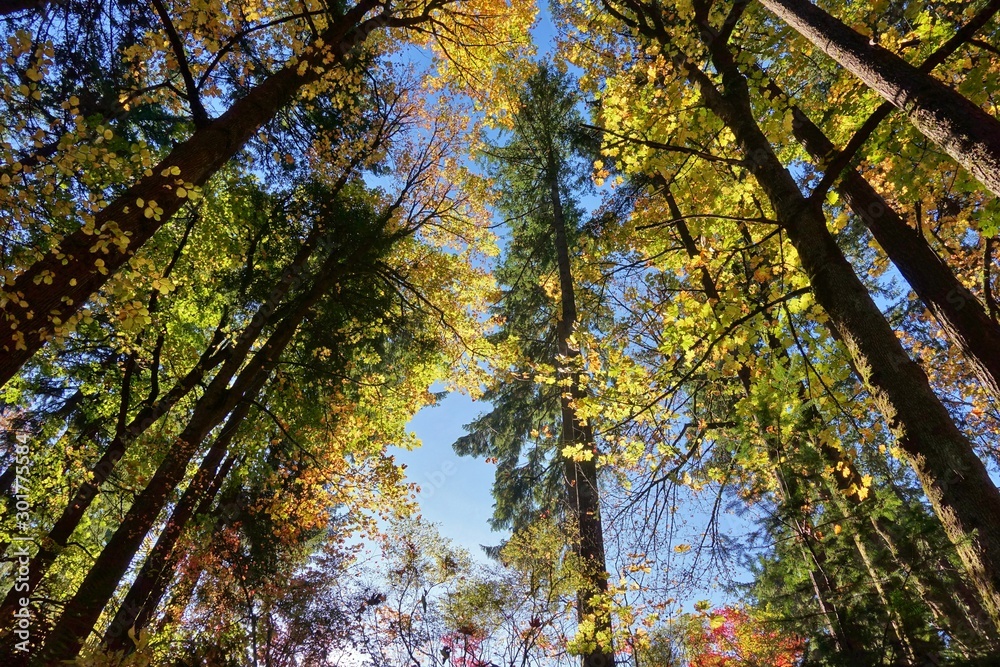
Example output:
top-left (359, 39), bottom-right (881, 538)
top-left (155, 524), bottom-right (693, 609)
top-left (397, 388), bottom-right (506, 558)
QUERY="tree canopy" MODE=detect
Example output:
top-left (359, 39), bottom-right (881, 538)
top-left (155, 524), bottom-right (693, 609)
top-left (2, 0), bottom-right (1000, 665)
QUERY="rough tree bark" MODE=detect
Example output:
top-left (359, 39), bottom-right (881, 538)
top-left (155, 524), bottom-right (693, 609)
top-left (773, 83), bottom-right (1000, 400)
top-left (758, 0), bottom-right (1000, 198)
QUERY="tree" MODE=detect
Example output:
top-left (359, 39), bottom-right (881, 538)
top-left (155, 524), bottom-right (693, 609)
top-left (758, 0), bottom-right (1000, 199)
top-left (456, 64), bottom-right (615, 667)
top-left (354, 518), bottom-right (575, 667)
top-left (684, 606), bottom-right (804, 667)
top-left (0, 0), bottom-right (533, 386)
top-left (569, 0), bottom-right (1000, 630)
top-left (0, 85), bottom-right (400, 637)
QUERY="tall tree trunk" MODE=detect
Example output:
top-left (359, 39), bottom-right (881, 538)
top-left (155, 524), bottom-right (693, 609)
top-left (548, 162), bottom-right (614, 667)
top-left (153, 564), bottom-right (203, 638)
top-left (799, 541), bottom-right (858, 656)
top-left (599, 2), bottom-right (1000, 628)
top-left (33, 249), bottom-right (349, 663)
top-left (757, 0), bottom-right (1000, 198)
top-left (102, 440), bottom-right (238, 654)
top-left (762, 78), bottom-right (1000, 399)
top-left (0, 0), bottom-right (381, 387)
top-left (827, 490), bottom-right (925, 662)
top-left (151, 474), bottom-right (248, 639)
top-left (788, 500), bottom-right (869, 658)
top-left (136, 455), bottom-right (235, 644)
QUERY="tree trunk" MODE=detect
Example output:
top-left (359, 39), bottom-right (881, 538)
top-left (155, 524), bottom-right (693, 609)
top-left (0, 0), bottom-right (380, 387)
top-left (153, 564), bottom-right (203, 637)
top-left (102, 440), bottom-right (237, 654)
top-left (33, 250), bottom-right (348, 662)
top-left (690, 39), bottom-right (1000, 628)
top-left (136, 455), bottom-right (234, 644)
top-left (805, 0), bottom-right (1000, 196)
top-left (758, 0), bottom-right (1000, 199)
top-left (769, 82), bottom-right (1000, 399)
top-left (548, 162), bottom-right (614, 667)
top-left (792, 513), bottom-right (870, 658)
top-left (828, 492), bottom-right (923, 662)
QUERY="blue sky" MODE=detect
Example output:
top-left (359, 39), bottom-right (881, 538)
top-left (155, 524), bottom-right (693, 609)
top-left (394, 392), bottom-right (505, 558)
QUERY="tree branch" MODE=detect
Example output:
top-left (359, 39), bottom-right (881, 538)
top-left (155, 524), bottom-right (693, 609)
top-left (808, 0), bottom-right (1000, 200)
top-left (582, 123), bottom-right (745, 166)
top-left (150, 0), bottom-right (209, 127)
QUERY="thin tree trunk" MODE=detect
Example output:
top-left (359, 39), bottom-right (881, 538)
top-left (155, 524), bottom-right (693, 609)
top-left (828, 492), bottom-right (922, 662)
top-left (780, 464), bottom-right (866, 661)
top-left (135, 456), bottom-right (237, 640)
top-left (0, 0), bottom-right (381, 387)
top-left (151, 477), bottom-right (246, 638)
top-left (135, 454), bottom-right (235, 642)
top-left (103, 441), bottom-right (238, 654)
top-left (758, 0), bottom-right (1000, 198)
top-left (772, 428), bottom-right (871, 659)
top-left (154, 565), bottom-right (203, 637)
top-left (548, 162), bottom-right (614, 667)
top-left (800, 544), bottom-right (854, 653)
top-left (763, 79), bottom-right (1000, 399)
top-left (793, 518), bottom-right (868, 657)
top-left (33, 248), bottom-right (350, 662)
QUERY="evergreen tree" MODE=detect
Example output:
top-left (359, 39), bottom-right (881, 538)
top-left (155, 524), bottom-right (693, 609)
top-left (455, 63), bottom-right (614, 667)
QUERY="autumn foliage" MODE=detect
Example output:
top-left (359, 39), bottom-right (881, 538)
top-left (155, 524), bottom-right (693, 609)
top-left (2, 0), bottom-right (1000, 664)
top-left (686, 607), bottom-right (804, 667)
